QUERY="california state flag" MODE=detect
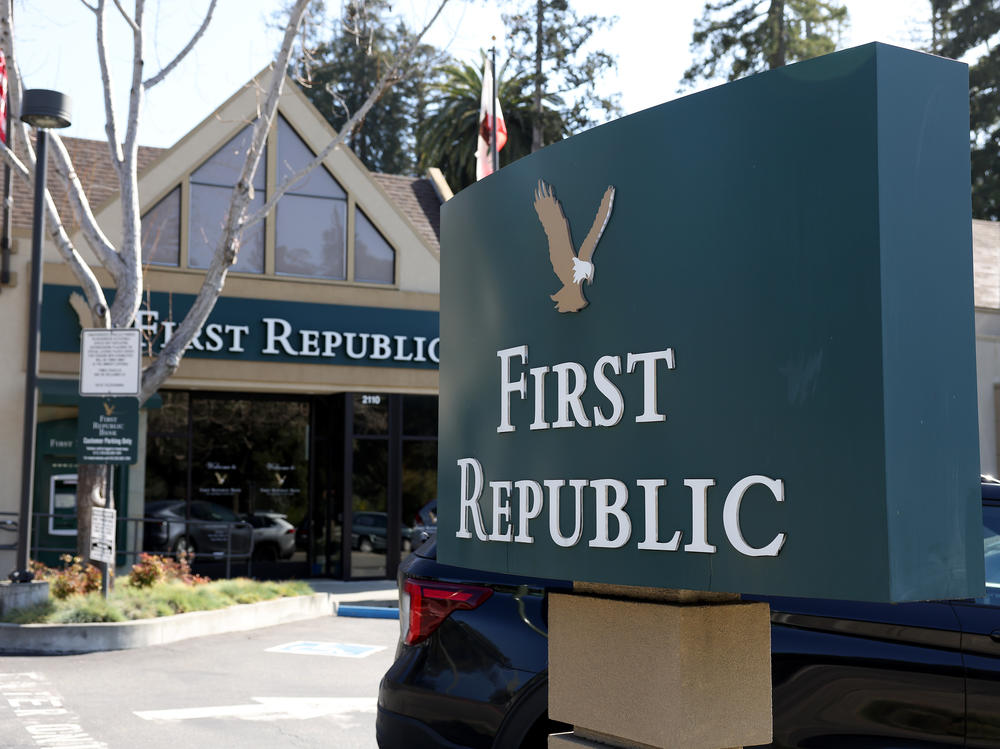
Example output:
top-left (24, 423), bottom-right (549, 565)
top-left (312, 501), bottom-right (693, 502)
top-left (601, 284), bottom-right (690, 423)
top-left (475, 63), bottom-right (507, 181)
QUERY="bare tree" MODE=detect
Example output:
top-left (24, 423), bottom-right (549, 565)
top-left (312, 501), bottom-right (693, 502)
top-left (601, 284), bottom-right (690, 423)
top-left (0, 0), bottom-right (448, 560)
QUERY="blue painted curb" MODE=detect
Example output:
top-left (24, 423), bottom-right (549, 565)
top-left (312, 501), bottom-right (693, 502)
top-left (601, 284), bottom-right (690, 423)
top-left (337, 605), bottom-right (399, 619)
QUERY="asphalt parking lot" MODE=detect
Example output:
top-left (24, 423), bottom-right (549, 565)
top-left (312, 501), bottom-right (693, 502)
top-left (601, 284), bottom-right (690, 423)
top-left (0, 612), bottom-right (400, 748)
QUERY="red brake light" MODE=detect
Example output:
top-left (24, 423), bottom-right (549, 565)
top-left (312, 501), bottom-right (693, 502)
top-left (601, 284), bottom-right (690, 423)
top-left (403, 579), bottom-right (493, 645)
top-left (285, 528), bottom-right (294, 535)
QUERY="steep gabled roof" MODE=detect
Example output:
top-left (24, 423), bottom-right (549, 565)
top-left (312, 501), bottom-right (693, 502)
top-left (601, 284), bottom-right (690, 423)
top-left (10, 123), bottom-right (442, 255)
top-left (372, 173), bottom-right (441, 248)
top-left (11, 135), bottom-right (164, 233)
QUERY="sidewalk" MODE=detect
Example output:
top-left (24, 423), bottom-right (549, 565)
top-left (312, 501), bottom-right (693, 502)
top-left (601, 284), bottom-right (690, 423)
top-left (304, 578), bottom-right (400, 618)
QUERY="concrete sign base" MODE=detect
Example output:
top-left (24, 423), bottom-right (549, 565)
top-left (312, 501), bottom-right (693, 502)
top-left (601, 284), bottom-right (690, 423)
top-left (548, 587), bottom-right (771, 749)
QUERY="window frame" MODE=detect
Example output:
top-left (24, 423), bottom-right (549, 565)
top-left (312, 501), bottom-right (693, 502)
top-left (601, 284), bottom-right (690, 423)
top-left (138, 112), bottom-right (400, 288)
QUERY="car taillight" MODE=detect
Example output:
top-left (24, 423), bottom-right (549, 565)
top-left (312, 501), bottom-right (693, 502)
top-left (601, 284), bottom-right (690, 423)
top-left (401, 578), bottom-right (493, 645)
top-left (285, 528), bottom-right (294, 535)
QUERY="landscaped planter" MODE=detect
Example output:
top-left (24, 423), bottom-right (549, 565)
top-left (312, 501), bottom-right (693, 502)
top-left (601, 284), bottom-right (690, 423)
top-left (0, 592), bottom-right (332, 655)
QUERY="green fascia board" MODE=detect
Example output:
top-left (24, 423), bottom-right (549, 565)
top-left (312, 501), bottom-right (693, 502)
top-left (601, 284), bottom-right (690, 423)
top-left (40, 284), bottom-right (439, 370)
top-left (437, 43), bottom-right (982, 603)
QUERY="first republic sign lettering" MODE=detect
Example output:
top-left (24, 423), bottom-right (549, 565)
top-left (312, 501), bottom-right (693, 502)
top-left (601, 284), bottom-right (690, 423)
top-left (437, 44), bottom-right (984, 604)
top-left (456, 345), bottom-right (786, 560)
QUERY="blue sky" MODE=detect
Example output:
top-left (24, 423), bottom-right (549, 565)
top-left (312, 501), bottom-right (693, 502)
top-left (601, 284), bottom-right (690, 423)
top-left (14, 0), bottom-right (928, 149)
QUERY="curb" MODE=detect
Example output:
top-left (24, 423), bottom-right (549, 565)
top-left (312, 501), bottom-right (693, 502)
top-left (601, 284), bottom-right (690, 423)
top-left (0, 593), bottom-right (333, 655)
top-left (337, 604), bottom-right (399, 619)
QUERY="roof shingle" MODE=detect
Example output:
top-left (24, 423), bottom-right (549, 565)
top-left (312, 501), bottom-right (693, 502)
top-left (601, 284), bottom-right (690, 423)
top-left (8, 136), bottom-right (442, 256)
top-left (11, 135), bottom-right (164, 234)
top-left (372, 173), bottom-right (441, 252)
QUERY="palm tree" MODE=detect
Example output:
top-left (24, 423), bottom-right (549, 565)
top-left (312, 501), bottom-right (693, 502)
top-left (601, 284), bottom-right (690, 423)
top-left (417, 55), bottom-right (565, 192)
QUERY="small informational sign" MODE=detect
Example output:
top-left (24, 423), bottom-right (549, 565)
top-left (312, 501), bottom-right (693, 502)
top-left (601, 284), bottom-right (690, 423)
top-left (90, 506), bottom-right (116, 564)
top-left (77, 397), bottom-right (138, 464)
top-left (79, 328), bottom-right (141, 396)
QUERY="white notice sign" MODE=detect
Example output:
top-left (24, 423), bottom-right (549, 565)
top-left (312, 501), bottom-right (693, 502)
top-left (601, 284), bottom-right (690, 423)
top-left (90, 506), bottom-right (116, 564)
top-left (80, 328), bottom-right (141, 395)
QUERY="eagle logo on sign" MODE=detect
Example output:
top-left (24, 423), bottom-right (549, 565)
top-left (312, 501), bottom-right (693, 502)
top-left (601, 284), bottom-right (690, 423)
top-left (532, 180), bottom-right (616, 313)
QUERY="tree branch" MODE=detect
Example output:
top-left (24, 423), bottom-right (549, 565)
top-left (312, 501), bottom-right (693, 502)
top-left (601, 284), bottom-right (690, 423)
top-left (111, 0), bottom-right (139, 32)
top-left (0, 140), bottom-right (110, 327)
top-left (96, 0), bottom-right (124, 172)
top-left (110, 0), bottom-right (145, 330)
top-left (48, 133), bottom-right (126, 279)
top-left (144, 0), bottom-right (219, 89)
top-left (245, 0), bottom-right (450, 229)
top-left (140, 0), bottom-right (314, 401)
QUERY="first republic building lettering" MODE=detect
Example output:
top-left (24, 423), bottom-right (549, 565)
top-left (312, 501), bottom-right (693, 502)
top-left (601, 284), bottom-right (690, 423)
top-left (135, 310), bottom-right (439, 363)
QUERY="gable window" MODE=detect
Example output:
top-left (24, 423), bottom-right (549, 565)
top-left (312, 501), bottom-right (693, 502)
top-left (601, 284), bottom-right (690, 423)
top-left (140, 112), bottom-right (401, 285)
top-left (140, 187), bottom-right (180, 266)
top-left (189, 125), bottom-right (266, 274)
top-left (275, 116), bottom-right (348, 280)
top-left (354, 208), bottom-right (395, 284)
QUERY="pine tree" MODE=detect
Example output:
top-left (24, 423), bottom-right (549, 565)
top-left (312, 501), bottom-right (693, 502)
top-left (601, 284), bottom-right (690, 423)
top-left (682, 0), bottom-right (848, 87)
top-left (932, 0), bottom-right (1000, 219)
top-left (295, 1), bottom-right (441, 175)
top-left (503, 0), bottom-right (622, 152)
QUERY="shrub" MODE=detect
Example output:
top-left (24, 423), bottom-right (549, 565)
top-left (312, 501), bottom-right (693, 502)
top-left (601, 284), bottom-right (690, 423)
top-left (127, 553), bottom-right (208, 589)
top-left (127, 554), bottom-right (166, 588)
top-left (31, 555), bottom-right (103, 600)
top-left (50, 597), bottom-right (125, 623)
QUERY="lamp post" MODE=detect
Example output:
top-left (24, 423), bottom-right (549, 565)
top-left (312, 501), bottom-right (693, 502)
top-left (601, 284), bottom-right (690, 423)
top-left (9, 89), bottom-right (71, 583)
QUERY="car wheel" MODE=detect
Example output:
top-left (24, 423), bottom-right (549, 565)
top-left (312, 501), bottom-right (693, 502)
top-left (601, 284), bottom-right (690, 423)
top-left (359, 537), bottom-right (374, 553)
top-left (172, 536), bottom-right (196, 558)
top-left (253, 544), bottom-right (279, 562)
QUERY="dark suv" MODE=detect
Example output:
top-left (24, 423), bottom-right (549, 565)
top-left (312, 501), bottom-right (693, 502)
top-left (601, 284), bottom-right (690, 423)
top-left (378, 483), bottom-right (1000, 748)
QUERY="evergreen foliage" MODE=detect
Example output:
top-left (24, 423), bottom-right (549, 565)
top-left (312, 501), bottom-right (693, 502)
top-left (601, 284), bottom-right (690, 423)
top-left (931, 0), bottom-right (1000, 219)
top-left (294, 0), bottom-right (441, 175)
top-left (415, 56), bottom-right (565, 192)
top-left (682, 0), bottom-right (848, 86)
top-left (503, 0), bottom-right (622, 151)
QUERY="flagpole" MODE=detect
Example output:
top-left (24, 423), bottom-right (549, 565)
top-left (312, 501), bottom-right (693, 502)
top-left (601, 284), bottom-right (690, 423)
top-left (490, 40), bottom-right (498, 174)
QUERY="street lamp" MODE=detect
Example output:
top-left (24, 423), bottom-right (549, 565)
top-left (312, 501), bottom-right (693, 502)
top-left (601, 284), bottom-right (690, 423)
top-left (9, 89), bottom-right (72, 583)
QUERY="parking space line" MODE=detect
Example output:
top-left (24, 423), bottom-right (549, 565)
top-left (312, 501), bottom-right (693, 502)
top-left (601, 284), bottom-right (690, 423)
top-left (264, 641), bottom-right (387, 658)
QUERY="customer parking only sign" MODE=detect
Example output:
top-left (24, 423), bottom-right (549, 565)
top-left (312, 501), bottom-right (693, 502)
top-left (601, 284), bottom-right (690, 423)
top-left (437, 44), bottom-right (985, 603)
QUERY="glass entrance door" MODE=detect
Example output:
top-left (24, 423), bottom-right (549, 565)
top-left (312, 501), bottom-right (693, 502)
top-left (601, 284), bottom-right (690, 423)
top-left (145, 392), bottom-right (311, 577)
top-left (350, 394), bottom-right (390, 578)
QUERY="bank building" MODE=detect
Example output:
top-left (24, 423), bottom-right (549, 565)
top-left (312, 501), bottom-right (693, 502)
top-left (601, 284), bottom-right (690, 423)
top-left (0, 71), bottom-right (445, 581)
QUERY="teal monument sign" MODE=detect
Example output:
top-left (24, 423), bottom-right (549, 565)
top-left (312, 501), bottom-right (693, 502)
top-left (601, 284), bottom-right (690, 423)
top-left (438, 44), bottom-right (984, 603)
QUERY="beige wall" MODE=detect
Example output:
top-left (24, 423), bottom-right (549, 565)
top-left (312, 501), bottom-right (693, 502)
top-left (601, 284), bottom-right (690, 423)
top-left (0, 251), bottom-right (29, 570)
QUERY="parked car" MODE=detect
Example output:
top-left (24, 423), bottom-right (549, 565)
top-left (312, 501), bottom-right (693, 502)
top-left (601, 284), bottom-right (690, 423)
top-left (378, 482), bottom-right (1000, 749)
top-left (413, 498), bottom-right (437, 528)
top-left (144, 499), bottom-right (253, 559)
top-left (352, 511), bottom-right (415, 553)
top-left (244, 511), bottom-right (296, 561)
